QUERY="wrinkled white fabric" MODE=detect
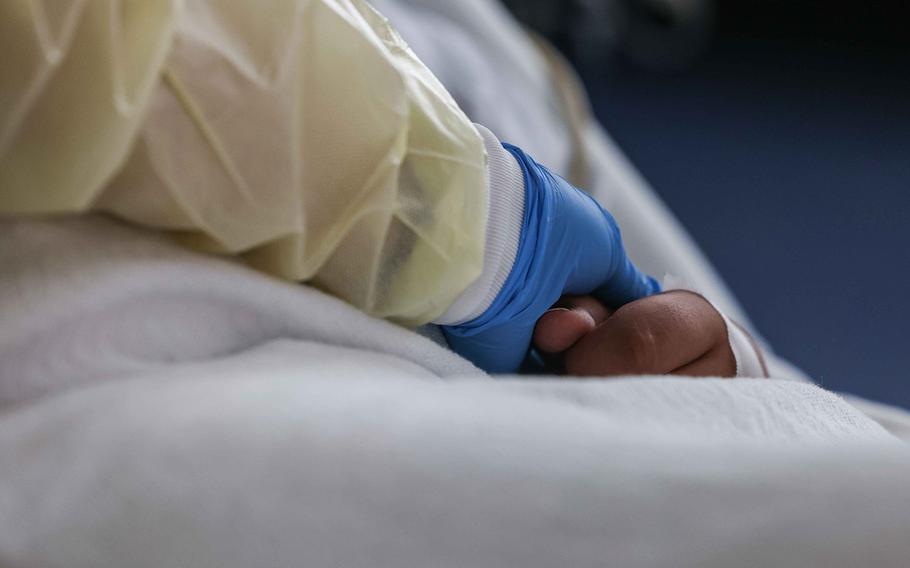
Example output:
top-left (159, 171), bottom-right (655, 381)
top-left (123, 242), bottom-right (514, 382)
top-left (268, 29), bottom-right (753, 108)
top-left (1, 215), bottom-right (909, 568)
top-left (3, 1), bottom-right (910, 566)
top-left (3, 362), bottom-right (909, 568)
top-left (0, 216), bottom-right (478, 406)
top-left (0, 212), bottom-right (888, 437)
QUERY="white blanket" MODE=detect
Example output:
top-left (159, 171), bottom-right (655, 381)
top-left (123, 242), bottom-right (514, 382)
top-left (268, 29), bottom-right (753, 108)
top-left (2, 216), bottom-right (909, 568)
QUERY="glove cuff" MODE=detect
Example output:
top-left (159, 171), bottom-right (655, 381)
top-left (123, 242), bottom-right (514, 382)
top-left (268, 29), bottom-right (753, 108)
top-left (434, 125), bottom-right (525, 325)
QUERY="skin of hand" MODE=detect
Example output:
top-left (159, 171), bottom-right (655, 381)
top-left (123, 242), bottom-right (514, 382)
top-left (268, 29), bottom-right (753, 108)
top-left (532, 291), bottom-right (738, 377)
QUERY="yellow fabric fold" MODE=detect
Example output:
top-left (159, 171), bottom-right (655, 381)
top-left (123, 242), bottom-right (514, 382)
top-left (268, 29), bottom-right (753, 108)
top-left (0, 0), bottom-right (488, 326)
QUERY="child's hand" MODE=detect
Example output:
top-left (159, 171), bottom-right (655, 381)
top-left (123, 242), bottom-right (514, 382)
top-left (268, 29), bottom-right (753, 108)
top-left (533, 291), bottom-right (738, 377)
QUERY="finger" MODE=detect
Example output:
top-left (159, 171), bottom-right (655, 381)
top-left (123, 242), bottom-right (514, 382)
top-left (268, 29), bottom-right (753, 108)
top-left (671, 342), bottom-right (737, 378)
top-left (533, 296), bottom-right (613, 353)
top-left (564, 291), bottom-right (727, 376)
top-left (533, 308), bottom-right (595, 354)
top-left (591, 253), bottom-right (662, 309)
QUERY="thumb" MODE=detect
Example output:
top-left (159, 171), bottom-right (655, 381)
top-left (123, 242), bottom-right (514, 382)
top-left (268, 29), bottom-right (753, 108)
top-left (533, 295), bottom-right (613, 353)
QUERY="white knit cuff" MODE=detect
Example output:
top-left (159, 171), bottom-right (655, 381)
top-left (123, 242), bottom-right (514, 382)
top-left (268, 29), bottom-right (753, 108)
top-left (722, 314), bottom-right (769, 378)
top-left (662, 275), bottom-right (769, 378)
top-left (433, 124), bottom-right (525, 325)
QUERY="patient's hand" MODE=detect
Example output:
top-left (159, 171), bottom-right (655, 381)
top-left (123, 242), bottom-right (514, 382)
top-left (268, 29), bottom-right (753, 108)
top-left (533, 292), bottom-right (737, 377)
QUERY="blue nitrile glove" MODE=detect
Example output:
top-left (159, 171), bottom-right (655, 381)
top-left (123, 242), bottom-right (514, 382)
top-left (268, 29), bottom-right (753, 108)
top-left (442, 143), bottom-right (660, 373)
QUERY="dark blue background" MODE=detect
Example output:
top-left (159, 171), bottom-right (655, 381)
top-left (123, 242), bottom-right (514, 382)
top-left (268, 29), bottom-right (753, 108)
top-left (582, 41), bottom-right (910, 407)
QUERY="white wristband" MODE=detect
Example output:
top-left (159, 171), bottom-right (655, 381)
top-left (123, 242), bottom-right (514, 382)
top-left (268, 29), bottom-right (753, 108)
top-left (721, 313), bottom-right (769, 378)
top-left (433, 124), bottom-right (525, 326)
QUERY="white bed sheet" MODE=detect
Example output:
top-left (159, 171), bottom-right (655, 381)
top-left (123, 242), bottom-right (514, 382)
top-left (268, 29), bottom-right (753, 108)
top-left (1, 338), bottom-right (908, 568)
top-left (1, 217), bottom-right (909, 567)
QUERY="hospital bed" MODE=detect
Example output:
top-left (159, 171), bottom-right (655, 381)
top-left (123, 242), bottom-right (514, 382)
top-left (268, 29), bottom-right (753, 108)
top-left (1, 1), bottom-right (909, 566)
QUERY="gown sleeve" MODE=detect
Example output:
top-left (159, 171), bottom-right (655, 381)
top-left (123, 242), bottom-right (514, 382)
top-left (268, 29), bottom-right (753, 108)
top-left (1, 0), bottom-right (489, 327)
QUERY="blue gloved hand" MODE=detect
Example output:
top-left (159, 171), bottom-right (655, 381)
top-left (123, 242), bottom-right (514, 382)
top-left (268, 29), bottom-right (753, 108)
top-left (442, 143), bottom-right (660, 373)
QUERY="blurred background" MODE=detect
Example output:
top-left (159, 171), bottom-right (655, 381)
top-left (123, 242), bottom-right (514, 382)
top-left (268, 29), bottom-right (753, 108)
top-left (502, 0), bottom-right (910, 407)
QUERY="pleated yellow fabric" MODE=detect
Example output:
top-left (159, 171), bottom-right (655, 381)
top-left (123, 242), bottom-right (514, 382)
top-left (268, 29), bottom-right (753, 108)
top-left (0, 0), bottom-right (488, 326)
